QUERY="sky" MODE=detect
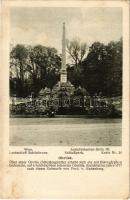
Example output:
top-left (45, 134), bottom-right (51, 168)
top-left (10, 7), bottom-right (122, 53)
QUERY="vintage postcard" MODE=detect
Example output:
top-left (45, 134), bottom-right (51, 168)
top-left (0, 0), bottom-right (129, 199)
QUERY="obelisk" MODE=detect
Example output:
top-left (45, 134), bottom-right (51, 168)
top-left (60, 22), bottom-right (67, 84)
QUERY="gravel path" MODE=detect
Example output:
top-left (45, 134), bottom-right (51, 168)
top-left (10, 118), bottom-right (121, 146)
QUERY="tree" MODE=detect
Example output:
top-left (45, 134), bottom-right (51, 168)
top-left (81, 42), bottom-right (107, 94)
top-left (82, 39), bottom-right (122, 96)
top-left (10, 44), bottom-right (29, 96)
top-left (10, 44), bottom-right (61, 97)
top-left (67, 38), bottom-right (87, 68)
top-left (27, 45), bottom-right (61, 94)
top-left (66, 39), bottom-right (87, 87)
top-left (67, 65), bottom-right (84, 87)
top-left (105, 39), bottom-right (122, 96)
top-left (10, 44), bottom-right (28, 82)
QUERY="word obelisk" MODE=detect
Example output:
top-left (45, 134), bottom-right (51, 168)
top-left (60, 22), bottom-right (67, 84)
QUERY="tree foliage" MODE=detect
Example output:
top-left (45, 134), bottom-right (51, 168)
top-left (81, 39), bottom-right (122, 96)
top-left (67, 39), bottom-right (122, 97)
top-left (67, 38), bottom-right (88, 68)
top-left (10, 38), bottom-right (122, 97)
top-left (10, 44), bottom-right (61, 97)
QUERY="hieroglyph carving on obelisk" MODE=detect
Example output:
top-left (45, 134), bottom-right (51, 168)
top-left (60, 22), bottom-right (67, 84)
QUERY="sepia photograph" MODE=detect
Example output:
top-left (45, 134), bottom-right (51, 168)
top-left (9, 6), bottom-right (122, 146)
top-left (1, 1), bottom-right (129, 199)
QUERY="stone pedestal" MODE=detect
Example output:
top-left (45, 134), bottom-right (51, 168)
top-left (60, 69), bottom-right (67, 83)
